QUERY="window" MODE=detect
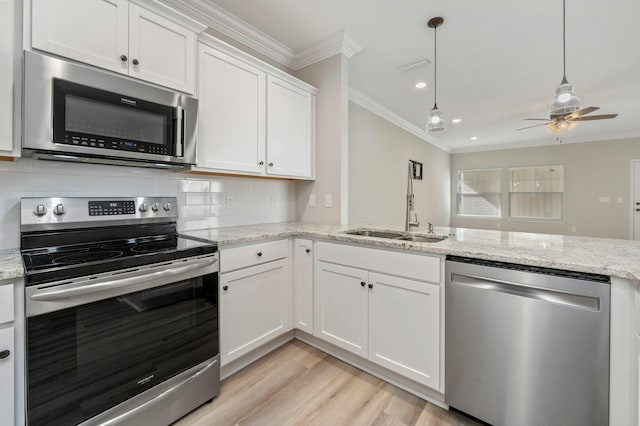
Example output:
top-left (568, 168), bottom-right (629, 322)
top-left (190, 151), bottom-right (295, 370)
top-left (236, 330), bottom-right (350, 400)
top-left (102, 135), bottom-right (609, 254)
top-left (456, 169), bottom-right (501, 217)
top-left (509, 165), bottom-right (564, 220)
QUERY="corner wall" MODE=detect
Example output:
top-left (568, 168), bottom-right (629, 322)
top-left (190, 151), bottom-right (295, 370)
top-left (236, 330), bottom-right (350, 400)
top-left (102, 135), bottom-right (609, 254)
top-left (348, 102), bottom-right (451, 229)
top-left (294, 55), bottom-right (348, 224)
top-left (450, 137), bottom-right (640, 238)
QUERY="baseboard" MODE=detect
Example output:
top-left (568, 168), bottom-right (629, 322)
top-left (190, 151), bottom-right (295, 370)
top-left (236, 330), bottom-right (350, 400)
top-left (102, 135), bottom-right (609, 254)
top-left (293, 330), bottom-right (448, 410)
top-left (220, 330), bottom-right (295, 380)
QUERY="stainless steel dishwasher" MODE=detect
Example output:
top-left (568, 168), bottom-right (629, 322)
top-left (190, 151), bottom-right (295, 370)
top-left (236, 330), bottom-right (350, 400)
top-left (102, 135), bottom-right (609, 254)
top-left (445, 256), bottom-right (610, 426)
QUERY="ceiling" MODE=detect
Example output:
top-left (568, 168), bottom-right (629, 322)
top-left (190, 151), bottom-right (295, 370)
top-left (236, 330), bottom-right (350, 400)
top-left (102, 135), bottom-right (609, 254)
top-left (196, 0), bottom-right (640, 153)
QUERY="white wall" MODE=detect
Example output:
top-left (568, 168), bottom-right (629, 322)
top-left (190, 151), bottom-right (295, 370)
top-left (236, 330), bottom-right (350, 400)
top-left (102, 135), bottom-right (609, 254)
top-left (294, 54), bottom-right (348, 224)
top-left (450, 137), bottom-right (640, 239)
top-left (0, 158), bottom-right (295, 249)
top-left (348, 102), bottom-right (451, 229)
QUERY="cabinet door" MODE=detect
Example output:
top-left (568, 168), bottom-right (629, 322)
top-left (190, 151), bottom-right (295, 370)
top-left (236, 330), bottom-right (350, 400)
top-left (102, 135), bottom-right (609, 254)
top-left (293, 238), bottom-right (313, 334)
top-left (128, 4), bottom-right (196, 93)
top-left (368, 273), bottom-right (440, 389)
top-left (196, 44), bottom-right (266, 174)
top-left (0, 0), bottom-right (14, 153)
top-left (0, 327), bottom-right (14, 426)
top-left (32, 0), bottom-right (129, 74)
top-left (219, 259), bottom-right (290, 365)
top-left (315, 261), bottom-right (368, 357)
top-left (266, 76), bottom-right (314, 178)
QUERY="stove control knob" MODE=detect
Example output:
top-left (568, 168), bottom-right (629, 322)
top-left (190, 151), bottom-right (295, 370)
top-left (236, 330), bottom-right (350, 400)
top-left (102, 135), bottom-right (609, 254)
top-left (163, 202), bottom-right (172, 212)
top-left (151, 202), bottom-right (160, 212)
top-left (33, 204), bottom-right (47, 216)
top-left (53, 204), bottom-right (66, 216)
top-left (139, 203), bottom-right (148, 212)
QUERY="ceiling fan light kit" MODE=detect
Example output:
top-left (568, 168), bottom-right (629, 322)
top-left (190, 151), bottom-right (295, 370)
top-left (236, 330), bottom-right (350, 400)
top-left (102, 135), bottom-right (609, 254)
top-left (426, 16), bottom-right (446, 134)
top-left (517, 0), bottom-right (617, 136)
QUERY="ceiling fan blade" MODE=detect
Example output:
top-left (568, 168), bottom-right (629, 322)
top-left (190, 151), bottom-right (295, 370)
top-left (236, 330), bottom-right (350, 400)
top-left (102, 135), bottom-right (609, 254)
top-left (524, 118), bottom-right (551, 121)
top-left (570, 114), bottom-right (618, 121)
top-left (516, 123), bottom-right (550, 131)
top-left (565, 106), bottom-right (599, 119)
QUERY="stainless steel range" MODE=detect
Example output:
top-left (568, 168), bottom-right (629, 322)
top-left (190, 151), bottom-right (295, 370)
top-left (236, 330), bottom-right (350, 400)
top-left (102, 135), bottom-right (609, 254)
top-left (20, 197), bottom-right (220, 426)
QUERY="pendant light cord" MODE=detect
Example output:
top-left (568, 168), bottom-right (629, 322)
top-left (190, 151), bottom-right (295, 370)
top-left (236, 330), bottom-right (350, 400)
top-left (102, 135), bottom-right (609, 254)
top-left (434, 24), bottom-right (438, 107)
top-left (562, 0), bottom-right (566, 78)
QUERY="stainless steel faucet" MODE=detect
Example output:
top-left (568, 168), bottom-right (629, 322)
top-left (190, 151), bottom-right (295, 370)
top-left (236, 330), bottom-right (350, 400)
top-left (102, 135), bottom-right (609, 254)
top-left (405, 162), bottom-right (419, 232)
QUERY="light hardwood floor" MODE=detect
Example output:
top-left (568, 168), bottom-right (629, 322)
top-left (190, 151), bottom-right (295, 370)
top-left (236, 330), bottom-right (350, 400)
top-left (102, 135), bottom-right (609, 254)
top-left (174, 340), bottom-right (481, 426)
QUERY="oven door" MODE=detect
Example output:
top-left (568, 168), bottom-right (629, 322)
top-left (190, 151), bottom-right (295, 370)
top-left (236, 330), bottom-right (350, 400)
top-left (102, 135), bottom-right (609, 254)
top-left (25, 257), bottom-right (219, 426)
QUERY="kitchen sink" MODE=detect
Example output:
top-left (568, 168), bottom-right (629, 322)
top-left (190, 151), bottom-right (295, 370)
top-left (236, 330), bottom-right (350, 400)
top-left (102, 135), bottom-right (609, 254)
top-left (343, 229), bottom-right (405, 239)
top-left (343, 229), bottom-right (448, 243)
top-left (396, 235), bottom-right (448, 243)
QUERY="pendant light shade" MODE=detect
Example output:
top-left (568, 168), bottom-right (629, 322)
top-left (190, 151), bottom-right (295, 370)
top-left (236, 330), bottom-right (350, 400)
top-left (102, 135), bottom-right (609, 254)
top-left (426, 17), bottom-right (445, 133)
top-left (549, 0), bottom-right (580, 116)
top-left (427, 105), bottom-right (446, 133)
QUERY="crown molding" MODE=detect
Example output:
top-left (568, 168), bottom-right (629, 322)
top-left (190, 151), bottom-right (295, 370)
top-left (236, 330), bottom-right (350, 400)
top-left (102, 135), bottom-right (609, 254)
top-left (159, 0), bottom-right (362, 70)
top-left (159, 0), bottom-right (296, 66)
top-left (349, 88), bottom-right (449, 153)
top-left (292, 31), bottom-right (363, 70)
top-left (130, 0), bottom-right (207, 32)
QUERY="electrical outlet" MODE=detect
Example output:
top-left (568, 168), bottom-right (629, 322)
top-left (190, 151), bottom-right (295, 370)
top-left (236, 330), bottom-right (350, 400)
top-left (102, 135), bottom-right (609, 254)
top-left (617, 197), bottom-right (623, 204)
top-left (598, 196), bottom-right (610, 203)
top-left (324, 194), bottom-right (332, 208)
top-left (308, 195), bottom-right (316, 207)
top-left (225, 195), bottom-right (232, 208)
top-left (571, 227), bottom-right (577, 233)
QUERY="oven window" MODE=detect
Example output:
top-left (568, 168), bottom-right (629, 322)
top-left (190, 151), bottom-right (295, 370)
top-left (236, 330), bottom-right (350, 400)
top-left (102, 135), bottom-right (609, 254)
top-left (26, 273), bottom-right (218, 426)
top-left (66, 95), bottom-right (167, 145)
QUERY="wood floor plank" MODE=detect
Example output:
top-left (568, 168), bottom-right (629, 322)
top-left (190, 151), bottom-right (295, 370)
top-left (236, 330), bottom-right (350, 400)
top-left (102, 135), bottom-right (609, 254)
top-left (174, 341), bottom-right (481, 426)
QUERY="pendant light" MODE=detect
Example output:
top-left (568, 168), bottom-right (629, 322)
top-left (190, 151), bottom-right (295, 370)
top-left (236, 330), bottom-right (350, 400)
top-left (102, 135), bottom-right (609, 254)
top-left (427, 17), bottom-right (445, 133)
top-left (549, 0), bottom-right (580, 116)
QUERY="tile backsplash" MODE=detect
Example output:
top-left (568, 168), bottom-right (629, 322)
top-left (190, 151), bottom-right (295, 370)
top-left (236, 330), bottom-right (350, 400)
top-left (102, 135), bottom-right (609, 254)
top-left (0, 158), bottom-right (295, 249)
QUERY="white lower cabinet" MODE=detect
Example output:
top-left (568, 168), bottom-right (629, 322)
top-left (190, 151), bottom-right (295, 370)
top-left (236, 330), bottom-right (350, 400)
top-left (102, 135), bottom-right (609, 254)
top-left (0, 327), bottom-right (13, 426)
top-left (315, 262), bottom-right (369, 358)
top-left (368, 273), bottom-right (440, 390)
top-left (293, 238), bottom-right (314, 334)
top-left (314, 242), bottom-right (443, 390)
top-left (219, 242), bottom-right (292, 366)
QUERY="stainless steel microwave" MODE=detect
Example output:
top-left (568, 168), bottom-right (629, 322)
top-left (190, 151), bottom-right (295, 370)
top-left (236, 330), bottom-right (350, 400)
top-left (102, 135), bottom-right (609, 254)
top-left (23, 51), bottom-right (197, 169)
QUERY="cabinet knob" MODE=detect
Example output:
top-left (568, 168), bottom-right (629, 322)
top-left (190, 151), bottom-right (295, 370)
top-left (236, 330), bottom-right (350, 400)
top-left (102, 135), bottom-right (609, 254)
top-left (0, 350), bottom-right (9, 359)
top-left (120, 54), bottom-right (128, 62)
top-left (132, 58), bottom-right (139, 66)
top-left (258, 161), bottom-right (264, 166)
top-left (306, 248), bottom-right (311, 254)
top-left (368, 283), bottom-right (373, 289)
top-left (257, 251), bottom-right (263, 257)
top-left (268, 162), bottom-right (274, 167)
top-left (360, 281), bottom-right (365, 287)
top-left (636, 209), bottom-right (640, 212)
top-left (222, 285), bottom-right (228, 291)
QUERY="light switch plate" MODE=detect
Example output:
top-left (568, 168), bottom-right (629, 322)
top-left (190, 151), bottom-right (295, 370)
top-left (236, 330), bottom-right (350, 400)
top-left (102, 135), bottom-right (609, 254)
top-left (598, 197), bottom-right (610, 203)
top-left (324, 194), bottom-right (332, 208)
top-left (308, 194), bottom-right (316, 207)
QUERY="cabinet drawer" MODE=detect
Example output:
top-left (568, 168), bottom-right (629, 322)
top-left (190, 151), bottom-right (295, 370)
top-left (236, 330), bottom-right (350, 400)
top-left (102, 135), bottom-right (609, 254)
top-left (0, 284), bottom-right (13, 325)
top-left (316, 242), bottom-right (441, 284)
top-left (221, 239), bottom-right (289, 273)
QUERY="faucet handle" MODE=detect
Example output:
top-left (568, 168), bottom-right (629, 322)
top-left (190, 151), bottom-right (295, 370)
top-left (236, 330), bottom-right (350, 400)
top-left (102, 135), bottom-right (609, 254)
top-left (428, 222), bottom-right (434, 234)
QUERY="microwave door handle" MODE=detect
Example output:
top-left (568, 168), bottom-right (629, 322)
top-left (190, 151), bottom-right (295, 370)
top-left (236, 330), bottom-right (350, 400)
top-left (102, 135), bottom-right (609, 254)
top-left (174, 106), bottom-right (183, 157)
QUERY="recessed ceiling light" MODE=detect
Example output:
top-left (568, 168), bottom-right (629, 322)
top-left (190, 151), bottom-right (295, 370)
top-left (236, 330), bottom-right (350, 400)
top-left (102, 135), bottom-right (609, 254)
top-left (415, 81), bottom-right (427, 89)
top-left (452, 118), bottom-right (462, 123)
top-left (470, 136), bottom-right (478, 140)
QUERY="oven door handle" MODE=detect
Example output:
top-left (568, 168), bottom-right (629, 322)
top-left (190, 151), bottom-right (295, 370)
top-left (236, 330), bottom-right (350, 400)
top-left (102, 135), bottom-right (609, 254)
top-left (30, 259), bottom-right (216, 302)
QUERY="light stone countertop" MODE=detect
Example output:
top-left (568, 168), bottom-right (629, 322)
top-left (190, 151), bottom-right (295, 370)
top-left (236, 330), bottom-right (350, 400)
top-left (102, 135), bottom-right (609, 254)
top-left (184, 222), bottom-right (640, 282)
top-left (0, 248), bottom-right (24, 281)
top-left (5, 223), bottom-right (640, 282)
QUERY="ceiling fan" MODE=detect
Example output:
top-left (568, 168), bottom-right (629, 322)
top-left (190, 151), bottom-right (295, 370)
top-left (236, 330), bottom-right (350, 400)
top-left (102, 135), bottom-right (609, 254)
top-left (517, 0), bottom-right (618, 134)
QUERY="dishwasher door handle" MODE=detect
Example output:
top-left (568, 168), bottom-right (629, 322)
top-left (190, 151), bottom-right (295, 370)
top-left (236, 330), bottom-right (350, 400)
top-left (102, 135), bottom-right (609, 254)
top-left (450, 273), bottom-right (601, 311)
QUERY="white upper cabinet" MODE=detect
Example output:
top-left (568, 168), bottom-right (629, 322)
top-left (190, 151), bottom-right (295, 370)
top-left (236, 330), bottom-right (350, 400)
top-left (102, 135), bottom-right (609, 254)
top-left (128, 4), bottom-right (195, 93)
top-left (197, 45), bottom-right (265, 174)
top-left (266, 76), bottom-right (314, 178)
top-left (0, 0), bottom-right (16, 154)
top-left (31, 0), bottom-right (204, 93)
top-left (194, 35), bottom-right (317, 180)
